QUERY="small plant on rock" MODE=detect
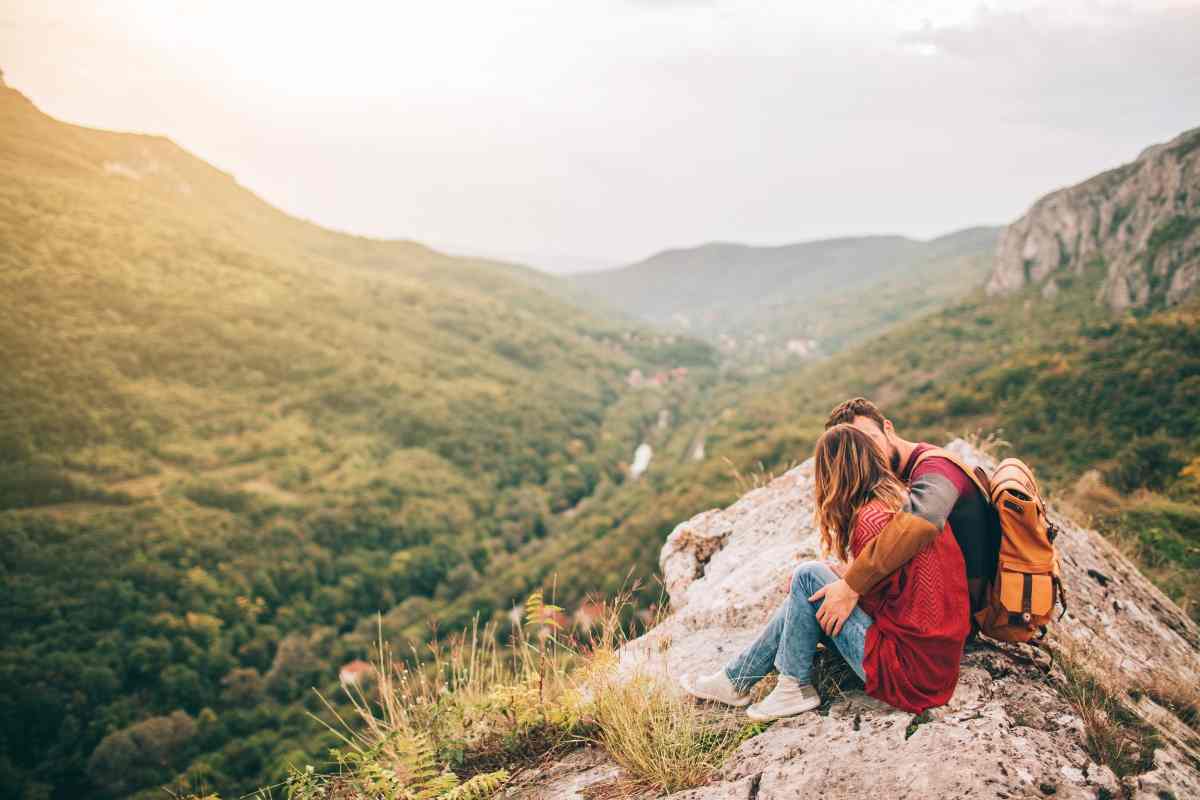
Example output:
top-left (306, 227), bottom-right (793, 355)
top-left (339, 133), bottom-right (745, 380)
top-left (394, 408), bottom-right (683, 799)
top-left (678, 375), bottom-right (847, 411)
top-left (1054, 641), bottom-right (1159, 778)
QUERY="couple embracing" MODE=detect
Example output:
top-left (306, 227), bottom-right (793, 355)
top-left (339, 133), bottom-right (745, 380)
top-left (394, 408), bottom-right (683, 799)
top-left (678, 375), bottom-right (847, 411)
top-left (682, 398), bottom-right (1000, 720)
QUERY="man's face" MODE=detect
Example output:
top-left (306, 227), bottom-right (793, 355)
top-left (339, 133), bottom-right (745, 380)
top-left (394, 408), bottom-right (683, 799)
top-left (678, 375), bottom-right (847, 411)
top-left (850, 415), bottom-right (901, 474)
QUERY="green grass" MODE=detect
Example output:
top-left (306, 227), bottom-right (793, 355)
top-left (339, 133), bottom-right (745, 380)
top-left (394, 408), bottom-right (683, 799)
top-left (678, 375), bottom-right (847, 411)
top-left (1083, 496), bottom-right (1200, 620)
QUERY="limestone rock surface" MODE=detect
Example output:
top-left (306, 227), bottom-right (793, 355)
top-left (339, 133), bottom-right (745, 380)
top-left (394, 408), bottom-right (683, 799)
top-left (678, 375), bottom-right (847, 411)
top-left (509, 441), bottom-right (1200, 799)
top-left (987, 127), bottom-right (1200, 310)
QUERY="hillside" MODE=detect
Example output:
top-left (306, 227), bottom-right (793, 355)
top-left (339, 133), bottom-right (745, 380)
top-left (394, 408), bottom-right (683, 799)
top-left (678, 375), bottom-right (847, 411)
top-left (5, 81), bottom-right (1200, 800)
top-left (580, 126), bottom-right (1200, 631)
top-left (568, 226), bottom-right (999, 364)
top-left (0, 83), bottom-right (721, 800)
top-left (989, 125), bottom-right (1200, 311)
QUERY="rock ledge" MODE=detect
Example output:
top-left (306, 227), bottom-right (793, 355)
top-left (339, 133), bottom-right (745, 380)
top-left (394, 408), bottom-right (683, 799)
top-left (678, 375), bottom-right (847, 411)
top-left (510, 441), bottom-right (1200, 799)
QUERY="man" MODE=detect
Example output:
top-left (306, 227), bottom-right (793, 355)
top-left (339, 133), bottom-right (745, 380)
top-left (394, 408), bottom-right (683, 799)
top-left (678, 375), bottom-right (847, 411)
top-left (811, 398), bottom-right (997, 637)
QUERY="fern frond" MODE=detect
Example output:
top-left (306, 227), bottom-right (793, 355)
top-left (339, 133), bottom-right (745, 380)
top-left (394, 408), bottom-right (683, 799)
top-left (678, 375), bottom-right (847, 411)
top-left (413, 769), bottom-right (461, 799)
top-left (523, 590), bottom-right (565, 628)
top-left (443, 769), bottom-right (510, 800)
top-left (523, 590), bottom-right (544, 626)
top-left (396, 732), bottom-right (440, 784)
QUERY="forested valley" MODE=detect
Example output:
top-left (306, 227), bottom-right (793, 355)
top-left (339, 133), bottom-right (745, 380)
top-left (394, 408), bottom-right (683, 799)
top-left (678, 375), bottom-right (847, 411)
top-left (2, 80), bottom-right (1198, 800)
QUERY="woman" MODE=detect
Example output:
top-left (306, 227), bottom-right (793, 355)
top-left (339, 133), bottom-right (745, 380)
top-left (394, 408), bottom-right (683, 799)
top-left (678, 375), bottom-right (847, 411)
top-left (680, 424), bottom-right (970, 719)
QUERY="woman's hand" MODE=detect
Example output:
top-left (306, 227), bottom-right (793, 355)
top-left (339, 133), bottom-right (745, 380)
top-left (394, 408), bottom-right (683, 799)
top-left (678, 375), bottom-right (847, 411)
top-left (810, 578), bottom-right (859, 636)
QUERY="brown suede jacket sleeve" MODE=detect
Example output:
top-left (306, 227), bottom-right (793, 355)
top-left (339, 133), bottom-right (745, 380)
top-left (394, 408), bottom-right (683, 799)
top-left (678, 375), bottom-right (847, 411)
top-left (842, 510), bottom-right (941, 594)
top-left (842, 467), bottom-right (963, 595)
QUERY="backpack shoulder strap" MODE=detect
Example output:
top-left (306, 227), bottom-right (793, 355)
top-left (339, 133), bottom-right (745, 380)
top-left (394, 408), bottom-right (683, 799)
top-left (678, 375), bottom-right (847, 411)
top-left (910, 447), bottom-right (990, 498)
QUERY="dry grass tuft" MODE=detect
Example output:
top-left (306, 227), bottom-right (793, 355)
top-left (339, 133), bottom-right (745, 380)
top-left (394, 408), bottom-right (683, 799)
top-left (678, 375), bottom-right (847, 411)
top-left (1138, 673), bottom-right (1200, 733)
top-left (1063, 470), bottom-right (1125, 523)
top-left (811, 642), bottom-right (866, 711)
top-left (256, 590), bottom-right (596, 800)
top-left (179, 583), bottom-right (768, 800)
top-left (577, 586), bottom-right (762, 795)
top-left (586, 671), bottom-right (763, 795)
top-left (723, 457), bottom-right (799, 495)
top-left (1055, 641), bottom-right (1159, 778)
top-left (956, 428), bottom-right (1011, 460)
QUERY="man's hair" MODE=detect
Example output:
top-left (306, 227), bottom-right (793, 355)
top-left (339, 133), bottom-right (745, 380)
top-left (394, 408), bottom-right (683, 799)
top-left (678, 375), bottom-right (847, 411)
top-left (825, 397), bottom-right (886, 431)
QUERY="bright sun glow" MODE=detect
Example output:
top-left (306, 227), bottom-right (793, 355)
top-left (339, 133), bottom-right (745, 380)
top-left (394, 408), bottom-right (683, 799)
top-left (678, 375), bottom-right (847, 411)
top-left (3, 0), bottom-right (1196, 262)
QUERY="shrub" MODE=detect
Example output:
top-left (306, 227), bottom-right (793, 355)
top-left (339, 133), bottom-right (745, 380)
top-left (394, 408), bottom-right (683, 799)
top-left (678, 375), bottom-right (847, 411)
top-left (198, 587), bottom-right (767, 800)
top-left (281, 592), bottom-right (592, 799)
top-left (182, 482), bottom-right (255, 513)
top-left (1106, 435), bottom-right (1185, 493)
top-left (87, 710), bottom-right (198, 797)
top-left (1145, 216), bottom-right (1200, 264)
top-left (585, 670), bottom-right (760, 795)
top-left (0, 461), bottom-right (134, 510)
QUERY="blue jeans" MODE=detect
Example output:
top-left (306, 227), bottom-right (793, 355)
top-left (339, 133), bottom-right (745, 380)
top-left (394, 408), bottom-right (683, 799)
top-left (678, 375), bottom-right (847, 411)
top-left (724, 560), bottom-right (873, 692)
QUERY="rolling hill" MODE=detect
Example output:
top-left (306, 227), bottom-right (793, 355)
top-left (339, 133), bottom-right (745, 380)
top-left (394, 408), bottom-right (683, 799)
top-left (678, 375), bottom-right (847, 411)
top-left (568, 225), bottom-right (1000, 363)
top-left (0, 81), bottom-right (720, 800)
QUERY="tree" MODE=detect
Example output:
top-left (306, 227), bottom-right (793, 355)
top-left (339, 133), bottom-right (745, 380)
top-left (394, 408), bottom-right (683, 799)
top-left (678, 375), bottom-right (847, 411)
top-left (86, 710), bottom-right (196, 797)
top-left (219, 668), bottom-right (264, 707)
top-left (263, 631), bottom-right (327, 700)
top-left (160, 665), bottom-right (205, 712)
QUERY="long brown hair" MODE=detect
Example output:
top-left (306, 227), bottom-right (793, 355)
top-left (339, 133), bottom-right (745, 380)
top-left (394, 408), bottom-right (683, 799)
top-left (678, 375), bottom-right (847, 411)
top-left (813, 423), bottom-right (906, 561)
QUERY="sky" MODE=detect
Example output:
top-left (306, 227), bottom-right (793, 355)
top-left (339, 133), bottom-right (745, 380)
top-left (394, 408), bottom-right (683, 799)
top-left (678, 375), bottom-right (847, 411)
top-left (2, 1), bottom-right (1198, 272)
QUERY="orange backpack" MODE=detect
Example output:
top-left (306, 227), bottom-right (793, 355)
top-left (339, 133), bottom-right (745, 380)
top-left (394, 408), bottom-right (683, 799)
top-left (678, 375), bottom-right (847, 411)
top-left (910, 449), bottom-right (1068, 644)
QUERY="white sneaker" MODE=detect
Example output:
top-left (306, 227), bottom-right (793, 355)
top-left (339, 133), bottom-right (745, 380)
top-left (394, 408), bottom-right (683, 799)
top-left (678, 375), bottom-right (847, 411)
top-left (745, 676), bottom-right (821, 721)
top-left (680, 669), bottom-right (752, 707)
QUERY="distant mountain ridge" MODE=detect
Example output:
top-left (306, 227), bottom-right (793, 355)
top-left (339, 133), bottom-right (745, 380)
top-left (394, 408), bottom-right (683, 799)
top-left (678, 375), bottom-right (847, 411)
top-left (568, 226), bottom-right (1000, 361)
top-left (988, 125), bottom-right (1200, 310)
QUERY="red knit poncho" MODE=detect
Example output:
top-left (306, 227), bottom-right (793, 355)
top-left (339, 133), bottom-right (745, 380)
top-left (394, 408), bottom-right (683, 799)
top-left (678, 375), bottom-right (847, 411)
top-left (852, 501), bottom-right (970, 713)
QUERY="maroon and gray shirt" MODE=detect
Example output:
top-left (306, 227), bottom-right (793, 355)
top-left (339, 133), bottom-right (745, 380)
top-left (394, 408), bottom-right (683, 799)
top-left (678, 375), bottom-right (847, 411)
top-left (901, 444), bottom-right (998, 581)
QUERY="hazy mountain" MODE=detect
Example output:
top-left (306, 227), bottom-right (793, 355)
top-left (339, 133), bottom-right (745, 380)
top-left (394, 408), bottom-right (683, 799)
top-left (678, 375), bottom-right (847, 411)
top-left (988, 125), bottom-right (1200, 311)
top-left (568, 226), bottom-right (1000, 362)
top-left (429, 243), bottom-right (622, 275)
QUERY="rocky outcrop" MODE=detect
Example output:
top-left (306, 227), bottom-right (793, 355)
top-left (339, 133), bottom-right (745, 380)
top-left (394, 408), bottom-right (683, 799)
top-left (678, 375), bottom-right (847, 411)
top-left (987, 127), bottom-right (1200, 310)
top-left (511, 441), bottom-right (1200, 799)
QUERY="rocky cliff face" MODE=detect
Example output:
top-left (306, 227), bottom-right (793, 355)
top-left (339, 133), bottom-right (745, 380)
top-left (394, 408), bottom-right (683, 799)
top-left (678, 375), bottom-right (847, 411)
top-left (987, 127), bottom-right (1200, 310)
top-left (510, 441), bottom-right (1200, 800)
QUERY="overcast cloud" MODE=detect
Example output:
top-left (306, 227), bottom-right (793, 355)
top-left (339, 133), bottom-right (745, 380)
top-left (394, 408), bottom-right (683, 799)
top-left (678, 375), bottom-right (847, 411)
top-left (1, 1), bottom-right (1197, 271)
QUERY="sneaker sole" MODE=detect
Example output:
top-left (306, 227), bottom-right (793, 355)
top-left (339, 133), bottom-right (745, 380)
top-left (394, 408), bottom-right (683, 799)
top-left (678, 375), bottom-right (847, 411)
top-left (680, 673), bottom-right (752, 708)
top-left (745, 697), bottom-right (821, 721)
